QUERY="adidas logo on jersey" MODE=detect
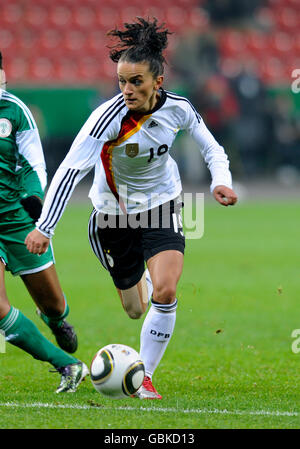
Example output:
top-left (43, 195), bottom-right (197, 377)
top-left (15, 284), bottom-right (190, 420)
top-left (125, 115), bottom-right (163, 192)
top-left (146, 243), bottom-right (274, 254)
top-left (148, 120), bottom-right (158, 128)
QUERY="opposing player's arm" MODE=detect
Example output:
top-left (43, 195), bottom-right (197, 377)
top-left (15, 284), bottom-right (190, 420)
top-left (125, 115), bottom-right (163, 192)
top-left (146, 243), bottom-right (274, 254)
top-left (13, 98), bottom-right (47, 221)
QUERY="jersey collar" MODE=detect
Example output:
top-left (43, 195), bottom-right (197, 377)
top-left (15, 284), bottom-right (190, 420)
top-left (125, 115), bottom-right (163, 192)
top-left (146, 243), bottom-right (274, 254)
top-left (126, 88), bottom-right (167, 117)
top-left (147, 88), bottom-right (167, 114)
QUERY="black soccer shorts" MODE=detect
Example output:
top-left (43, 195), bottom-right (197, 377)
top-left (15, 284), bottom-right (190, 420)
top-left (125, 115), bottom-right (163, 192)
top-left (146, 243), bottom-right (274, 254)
top-left (88, 198), bottom-right (185, 290)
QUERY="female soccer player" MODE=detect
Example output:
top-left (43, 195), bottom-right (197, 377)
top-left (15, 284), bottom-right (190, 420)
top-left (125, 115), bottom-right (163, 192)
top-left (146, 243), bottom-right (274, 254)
top-left (25, 18), bottom-right (237, 399)
top-left (0, 53), bottom-right (88, 392)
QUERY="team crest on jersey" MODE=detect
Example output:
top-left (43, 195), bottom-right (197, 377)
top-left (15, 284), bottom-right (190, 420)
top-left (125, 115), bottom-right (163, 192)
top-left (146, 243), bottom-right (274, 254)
top-left (0, 118), bottom-right (12, 138)
top-left (125, 143), bottom-right (139, 158)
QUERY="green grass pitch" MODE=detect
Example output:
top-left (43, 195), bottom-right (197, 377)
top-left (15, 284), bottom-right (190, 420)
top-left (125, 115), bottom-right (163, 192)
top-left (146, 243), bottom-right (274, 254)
top-left (1, 196), bottom-right (300, 429)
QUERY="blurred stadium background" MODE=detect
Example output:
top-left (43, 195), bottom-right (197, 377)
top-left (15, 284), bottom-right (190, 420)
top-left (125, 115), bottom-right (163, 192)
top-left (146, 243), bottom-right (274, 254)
top-left (1, 0), bottom-right (299, 193)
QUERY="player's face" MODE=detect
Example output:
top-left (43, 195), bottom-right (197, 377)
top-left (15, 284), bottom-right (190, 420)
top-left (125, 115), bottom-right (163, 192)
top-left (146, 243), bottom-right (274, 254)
top-left (117, 61), bottom-right (163, 113)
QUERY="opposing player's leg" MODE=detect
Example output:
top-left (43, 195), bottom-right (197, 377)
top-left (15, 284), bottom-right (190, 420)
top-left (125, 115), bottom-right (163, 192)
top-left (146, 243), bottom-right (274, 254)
top-left (136, 250), bottom-right (183, 399)
top-left (4, 219), bottom-right (78, 353)
top-left (21, 265), bottom-right (78, 353)
top-left (0, 260), bottom-right (88, 392)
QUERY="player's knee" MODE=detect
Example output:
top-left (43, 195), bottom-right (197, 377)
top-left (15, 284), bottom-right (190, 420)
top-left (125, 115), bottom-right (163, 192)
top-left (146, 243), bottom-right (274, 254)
top-left (153, 284), bottom-right (177, 304)
top-left (0, 297), bottom-right (11, 320)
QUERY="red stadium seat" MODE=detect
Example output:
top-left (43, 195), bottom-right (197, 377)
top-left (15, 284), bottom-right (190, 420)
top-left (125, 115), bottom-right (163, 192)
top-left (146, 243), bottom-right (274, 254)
top-left (165, 6), bottom-right (188, 32)
top-left (269, 31), bottom-right (294, 58)
top-left (120, 6), bottom-right (145, 24)
top-left (245, 31), bottom-right (269, 56)
top-left (63, 30), bottom-right (87, 55)
top-left (285, 0), bottom-right (300, 9)
top-left (95, 7), bottom-right (121, 30)
top-left (38, 29), bottom-right (64, 58)
top-left (260, 56), bottom-right (286, 84)
top-left (142, 6), bottom-right (165, 23)
top-left (218, 30), bottom-right (246, 58)
top-left (72, 6), bottom-right (97, 29)
top-left (48, 5), bottom-right (73, 29)
top-left (1, 3), bottom-right (23, 27)
top-left (23, 4), bottom-right (48, 30)
top-left (5, 57), bottom-right (29, 84)
top-left (187, 7), bottom-right (210, 31)
top-left (0, 30), bottom-right (17, 54)
top-left (78, 57), bottom-right (101, 83)
top-left (86, 31), bottom-right (108, 57)
top-left (100, 58), bottom-right (117, 81)
top-left (275, 7), bottom-right (299, 31)
top-left (28, 57), bottom-right (55, 83)
top-left (296, 34), bottom-right (300, 53)
top-left (55, 59), bottom-right (80, 83)
top-left (16, 31), bottom-right (39, 57)
top-left (178, 0), bottom-right (201, 7)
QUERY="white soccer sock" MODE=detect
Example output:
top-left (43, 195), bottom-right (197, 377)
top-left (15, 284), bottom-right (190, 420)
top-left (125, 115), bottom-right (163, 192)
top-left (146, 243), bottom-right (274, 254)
top-left (139, 299), bottom-right (177, 379)
top-left (145, 268), bottom-right (153, 303)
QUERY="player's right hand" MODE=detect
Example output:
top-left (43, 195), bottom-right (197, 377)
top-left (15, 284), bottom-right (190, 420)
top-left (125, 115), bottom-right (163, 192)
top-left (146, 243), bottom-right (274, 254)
top-left (25, 228), bottom-right (50, 255)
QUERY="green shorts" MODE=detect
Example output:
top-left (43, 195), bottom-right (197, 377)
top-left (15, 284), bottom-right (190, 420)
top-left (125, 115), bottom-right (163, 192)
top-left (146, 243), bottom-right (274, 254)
top-left (0, 207), bottom-right (54, 276)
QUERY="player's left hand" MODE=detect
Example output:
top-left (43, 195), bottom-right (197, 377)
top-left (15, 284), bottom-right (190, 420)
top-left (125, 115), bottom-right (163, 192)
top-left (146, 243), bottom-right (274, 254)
top-left (213, 185), bottom-right (238, 206)
top-left (25, 228), bottom-right (50, 255)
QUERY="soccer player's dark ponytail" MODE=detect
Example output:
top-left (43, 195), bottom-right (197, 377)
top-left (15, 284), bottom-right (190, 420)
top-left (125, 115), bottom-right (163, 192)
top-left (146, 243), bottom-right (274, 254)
top-left (107, 17), bottom-right (171, 77)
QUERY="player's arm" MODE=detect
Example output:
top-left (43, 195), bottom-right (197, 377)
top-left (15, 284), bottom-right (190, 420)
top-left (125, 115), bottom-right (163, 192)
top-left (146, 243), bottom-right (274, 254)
top-left (15, 103), bottom-right (47, 220)
top-left (25, 228), bottom-right (50, 255)
top-left (185, 107), bottom-right (237, 206)
top-left (212, 185), bottom-right (237, 206)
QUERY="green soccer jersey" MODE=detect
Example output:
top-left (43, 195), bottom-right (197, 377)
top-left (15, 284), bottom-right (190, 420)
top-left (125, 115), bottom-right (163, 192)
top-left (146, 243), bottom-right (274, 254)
top-left (0, 88), bottom-right (46, 213)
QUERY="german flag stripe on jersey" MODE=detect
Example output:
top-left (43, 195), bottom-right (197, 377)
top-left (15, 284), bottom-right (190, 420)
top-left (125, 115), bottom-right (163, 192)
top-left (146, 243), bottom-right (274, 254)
top-left (101, 112), bottom-right (151, 213)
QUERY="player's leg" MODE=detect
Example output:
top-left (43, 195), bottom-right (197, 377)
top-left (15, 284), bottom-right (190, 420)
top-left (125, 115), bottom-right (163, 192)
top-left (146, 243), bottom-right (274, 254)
top-left (115, 269), bottom-right (151, 319)
top-left (0, 260), bottom-right (88, 391)
top-left (21, 265), bottom-right (78, 353)
top-left (6, 219), bottom-right (78, 353)
top-left (136, 198), bottom-right (185, 399)
top-left (136, 250), bottom-right (183, 399)
top-left (88, 209), bottom-right (150, 319)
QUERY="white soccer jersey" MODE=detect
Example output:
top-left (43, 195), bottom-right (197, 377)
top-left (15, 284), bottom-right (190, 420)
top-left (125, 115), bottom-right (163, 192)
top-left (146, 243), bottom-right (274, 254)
top-left (37, 89), bottom-right (232, 237)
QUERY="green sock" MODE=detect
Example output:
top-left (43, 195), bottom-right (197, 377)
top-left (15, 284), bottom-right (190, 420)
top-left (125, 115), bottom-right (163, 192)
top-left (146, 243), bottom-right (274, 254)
top-left (0, 307), bottom-right (78, 368)
top-left (39, 296), bottom-right (69, 329)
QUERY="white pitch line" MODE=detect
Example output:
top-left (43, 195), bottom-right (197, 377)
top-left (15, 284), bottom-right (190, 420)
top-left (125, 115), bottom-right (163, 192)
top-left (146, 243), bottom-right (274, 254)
top-left (0, 402), bottom-right (299, 417)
